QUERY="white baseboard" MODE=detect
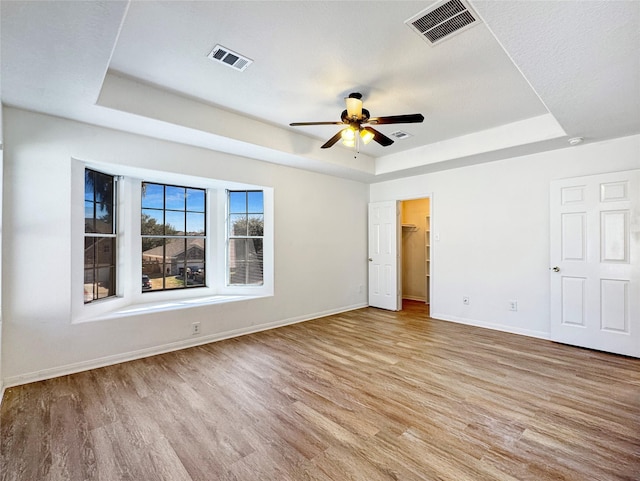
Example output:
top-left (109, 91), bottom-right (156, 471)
top-left (3, 303), bottom-right (367, 389)
top-left (402, 296), bottom-right (426, 302)
top-left (430, 312), bottom-right (550, 340)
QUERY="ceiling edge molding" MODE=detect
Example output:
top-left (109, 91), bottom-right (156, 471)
top-left (375, 113), bottom-right (566, 175)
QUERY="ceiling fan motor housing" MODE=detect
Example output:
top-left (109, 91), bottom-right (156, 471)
top-left (341, 108), bottom-right (370, 123)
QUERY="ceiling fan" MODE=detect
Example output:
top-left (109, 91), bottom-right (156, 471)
top-left (289, 92), bottom-right (424, 149)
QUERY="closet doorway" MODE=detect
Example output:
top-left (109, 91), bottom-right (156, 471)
top-left (400, 198), bottom-right (431, 306)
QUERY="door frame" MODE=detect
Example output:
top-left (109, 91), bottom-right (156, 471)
top-left (369, 193), bottom-right (433, 311)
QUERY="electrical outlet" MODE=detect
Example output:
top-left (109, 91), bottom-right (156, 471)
top-left (509, 300), bottom-right (518, 311)
top-left (462, 296), bottom-right (470, 305)
top-left (191, 322), bottom-right (201, 335)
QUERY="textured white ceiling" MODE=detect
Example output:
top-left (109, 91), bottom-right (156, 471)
top-left (1, 1), bottom-right (638, 182)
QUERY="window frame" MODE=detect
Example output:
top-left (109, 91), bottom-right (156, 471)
top-left (72, 159), bottom-right (273, 324)
top-left (227, 190), bottom-right (265, 286)
top-left (84, 168), bottom-right (118, 303)
top-left (141, 181), bottom-right (207, 292)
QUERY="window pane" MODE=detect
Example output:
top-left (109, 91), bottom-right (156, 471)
top-left (229, 191), bottom-right (246, 213)
top-left (229, 238), bottom-right (247, 265)
top-left (142, 234), bottom-right (165, 255)
top-left (84, 268), bottom-right (96, 303)
top-left (85, 202), bottom-right (95, 233)
top-left (95, 207), bottom-right (113, 234)
top-left (96, 266), bottom-right (116, 299)
top-left (141, 209), bottom-right (164, 235)
top-left (165, 210), bottom-right (185, 235)
top-left (186, 189), bottom-right (205, 212)
top-left (165, 186), bottom-right (185, 210)
top-left (96, 202), bottom-right (111, 220)
top-left (98, 238), bottom-right (115, 266)
top-left (186, 238), bottom-right (205, 287)
top-left (228, 239), bottom-right (263, 285)
top-left (94, 172), bottom-right (114, 206)
top-left (142, 237), bottom-right (165, 291)
top-left (247, 215), bottom-right (264, 236)
top-left (247, 238), bottom-right (263, 285)
top-left (142, 183), bottom-right (164, 209)
top-left (84, 237), bottom-right (96, 269)
top-left (85, 170), bottom-right (95, 201)
top-left (187, 212), bottom-right (205, 235)
top-left (230, 214), bottom-right (248, 235)
top-left (172, 237), bottom-right (188, 285)
top-left (229, 239), bottom-right (247, 284)
top-left (165, 238), bottom-right (193, 290)
top-left (247, 191), bottom-right (263, 213)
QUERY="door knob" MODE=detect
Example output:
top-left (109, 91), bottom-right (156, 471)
top-left (551, 266), bottom-right (560, 272)
top-left (368, 258), bottom-right (373, 262)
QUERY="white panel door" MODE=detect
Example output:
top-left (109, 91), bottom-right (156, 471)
top-left (368, 201), bottom-right (401, 311)
top-left (550, 170), bottom-right (640, 357)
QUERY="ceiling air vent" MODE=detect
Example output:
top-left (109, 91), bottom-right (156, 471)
top-left (207, 45), bottom-right (253, 71)
top-left (390, 131), bottom-right (412, 140)
top-left (405, 0), bottom-right (480, 46)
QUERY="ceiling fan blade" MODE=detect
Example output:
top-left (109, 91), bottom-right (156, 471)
top-left (290, 121), bottom-right (344, 126)
top-left (321, 130), bottom-right (345, 149)
top-left (364, 127), bottom-right (394, 147)
top-left (368, 114), bottom-right (424, 125)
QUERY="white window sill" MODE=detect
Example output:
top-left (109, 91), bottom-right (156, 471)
top-left (80, 294), bottom-right (270, 323)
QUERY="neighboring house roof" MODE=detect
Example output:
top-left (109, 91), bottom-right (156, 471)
top-left (143, 238), bottom-right (205, 259)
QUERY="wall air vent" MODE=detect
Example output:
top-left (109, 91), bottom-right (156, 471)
top-left (207, 44), bottom-right (253, 71)
top-left (405, 0), bottom-right (481, 46)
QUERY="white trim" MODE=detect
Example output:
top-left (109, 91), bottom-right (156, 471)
top-left (84, 294), bottom-right (269, 322)
top-left (402, 296), bottom-right (426, 302)
top-left (2, 303), bottom-right (367, 389)
top-left (430, 313), bottom-right (550, 340)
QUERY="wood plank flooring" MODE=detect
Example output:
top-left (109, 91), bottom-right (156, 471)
top-left (2, 301), bottom-right (639, 480)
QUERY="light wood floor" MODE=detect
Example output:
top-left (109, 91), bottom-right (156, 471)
top-left (2, 301), bottom-right (639, 480)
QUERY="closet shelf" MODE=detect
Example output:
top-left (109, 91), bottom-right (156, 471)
top-left (402, 224), bottom-right (418, 231)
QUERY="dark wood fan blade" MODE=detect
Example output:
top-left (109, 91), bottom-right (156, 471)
top-left (368, 114), bottom-right (424, 125)
top-left (364, 127), bottom-right (394, 147)
top-left (290, 121), bottom-right (345, 126)
top-left (321, 130), bottom-right (344, 149)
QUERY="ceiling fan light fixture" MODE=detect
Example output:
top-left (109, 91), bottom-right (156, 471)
top-left (341, 126), bottom-right (356, 141)
top-left (360, 129), bottom-right (374, 144)
top-left (345, 96), bottom-right (363, 119)
top-left (342, 139), bottom-right (356, 148)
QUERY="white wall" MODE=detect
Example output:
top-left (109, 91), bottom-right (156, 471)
top-left (0, 103), bottom-right (4, 398)
top-left (0, 146), bottom-right (3, 398)
top-left (1, 107), bottom-right (368, 385)
top-left (371, 135), bottom-right (640, 338)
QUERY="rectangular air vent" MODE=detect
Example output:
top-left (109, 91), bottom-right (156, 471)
top-left (405, 0), bottom-right (480, 46)
top-left (390, 131), bottom-right (412, 140)
top-left (207, 45), bottom-right (253, 71)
